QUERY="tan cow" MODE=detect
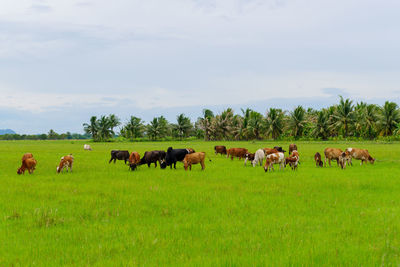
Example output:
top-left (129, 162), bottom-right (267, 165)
top-left (324, 148), bottom-right (344, 167)
top-left (264, 152), bottom-right (285, 172)
top-left (345, 148), bottom-right (375, 165)
top-left (227, 148), bottom-right (248, 160)
top-left (57, 154), bottom-right (74, 173)
top-left (21, 153), bottom-right (33, 162)
top-left (17, 157), bottom-right (37, 174)
top-left (183, 152), bottom-right (206, 171)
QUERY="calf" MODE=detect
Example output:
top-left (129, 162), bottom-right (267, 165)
top-left (289, 144), bottom-right (298, 155)
top-left (139, 150), bottom-right (166, 168)
top-left (227, 148), bottom-right (248, 160)
top-left (183, 152), bottom-right (207, 171)
top-left (264, 152), bottom-right (285, 172)
top-left (129, 152), bottom-right (141, 171)
top-left (163, 147), bottom-right (190, 169)
top-left (244, 152), bottom-right (255, 166)
top-left (252, 149), bottom-right (265, 167)
top-left (345, 148), bottom-right (375, 165)
top-left (84, 144), bottom-right (92, 151)
top-left (214, 146), bottom-right (227, 155)
top-left (285, 150), bottom-right (300, 170)
top-left (57, 154), bottom-right (74, 173)
top-left (324, 148), bottom-right (343, 167)
top-left (109, 150), bottom-right (130, 164)
top-left (17, 158), bottom-right (37, 175)
top-left (314, 152), bottom-right (323, 167)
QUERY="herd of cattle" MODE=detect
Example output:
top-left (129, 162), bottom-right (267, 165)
top-left (16, 143), bottom-right (375, 175)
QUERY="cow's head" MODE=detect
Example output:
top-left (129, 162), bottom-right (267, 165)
top-left (160, 160), bottom-right (167, 169)
top-left (129, 163), bottom-right (137, 171)
top-left (17, 167), bottom-right (23, 175)
top-left (368, 156), bottom-right (375, 164)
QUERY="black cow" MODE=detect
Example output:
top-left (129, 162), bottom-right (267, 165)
top-left (273, 146), bottom-right (286, 153)
top-left (109, 150), bottom-right (130, 164)
top-left (162, 147), bottom-right (189, 169)
top-left (139, 150), bottom-right (166, 168)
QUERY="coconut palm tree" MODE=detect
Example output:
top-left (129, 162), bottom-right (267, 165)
top-left (331, 96), bottom-right (355, 137)
top-left (265, 108), bottom-right (284, 139)
top-left (288, 105), bottom-right (306, 138)
top-left (377, 101), bottom-right (400, 136)
top-left (172, 113), bottom-right (192, 140)
top-left (310, 110), bottom-right (329, 139)
top-left (97, 115), bottom-right (113, 141)
top-left (83, 116), bottom-right (99, 141)
top-left (122, 116), bottom-right (144, 139)
top-left (147, 116), bottom-right (169, 140)
top-left (212, 108), bottom-right (234, 140)
top-left (197, 109), bottom-right (214, 141)
top-left (247, 110), bottom-right (264, 140)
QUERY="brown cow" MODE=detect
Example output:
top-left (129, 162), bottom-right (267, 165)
top-left (263, 148), bottom-right (279, 155)
top-left (314, 152), bottom-right (323, 167)
top-left (57, 154), bottom-right (74, 173)
top-left (17, 158), bottom-right (37, 174)
top-left (264, 152), bottom-right (285, 172)
top-left (227, 148), bottom-right (248, 160)
top-left (345, 148), bottom-right (375, 165)
top-left (285, 150), bottom-right (299, 170)
top-left (22, 153), bottom-right (33, 162)
top-left (214, 146), bottom-right (227, 155)
top-left (129, 152), bottom-right (141, 171)
top-left (183, 152), bottom-right (206, 171)
top-left (324, 148), bottom-right (348, 167)
top-left (289, 144), bottom-right (298, 155)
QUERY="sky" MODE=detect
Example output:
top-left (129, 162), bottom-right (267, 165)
top-left (1, 0), bottom-right (400, 134)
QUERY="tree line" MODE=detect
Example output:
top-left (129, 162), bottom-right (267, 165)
top-left (0, 130), bottom-right (90, 140)
top-left (83, 97), bottom-right (400, 142)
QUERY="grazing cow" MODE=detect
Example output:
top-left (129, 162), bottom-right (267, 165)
top-left (252, 149), bottom-right (265, 167)
top-left (109, 150), bottom-right (130, 164)
top-left (17, 158), bottom-right (37, 175)
top-left (139, 150), bottom-right (166, 168)
top-left (163, 147), bottom-right (190, 169)
top-left (273, 146), bottom-right (286, 153)
top-left (338, 151), bottom-right (351, 169)
top-left (183, 152), bottom-right (207, 171)
top-left (264, 152), bottom-right (285, 172)
top-left (57, 154), bottom-right (74, 173)
top-left (285, 150), bottom-right (300, 170)
top-left (22, 153), bottom-right (33, 162)
top-left (314, 152), bottom-right (323, 167)
top-left (214, 146), bottom-right (227, 155)
top-left (244, 152), bottom-right (255, 166)
top-left (129, 152), bottom-right (141, 171)
top-left (324, 148), bottom-right (344, 167)
top-left (84, 144), bottom-right (92, 151)
top-left (227, 148), bottom-right (248, 160)
top-left (289, 144), bottom-right (298, 155)
top-left (345, 148), bottom-right (375, 165)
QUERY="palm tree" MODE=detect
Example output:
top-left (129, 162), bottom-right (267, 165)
top-left (331, 96), bottom-right (355, 137)
top-left (197, 109), bottom-right (214, 141)
top-left (97, 115), bottom-right (113, 141)
top-left (265, 108), bottom-right (284, 139)
top-left (377, 101), bottom-right (400, 136)
top-left (212, 108), bottom-right (234, 140)
top-left (108, 114), bottom-right (121, 134)
top-left (173, 114), bottom-right (192, 140)
top-left (122, 116), bottom-right (144, 139)
top-left (247, 111), bottom-right (264, 140)
top-left (83, 116), bottom-right (99, 141)
top-left (241, 108), bottom-right (252, 140)
top-left (146, 116), bottom-right (169, 140)
top-left (288, 105), bottom-right (306, 138)
top-left (310, 110), bottom-right (329, 140)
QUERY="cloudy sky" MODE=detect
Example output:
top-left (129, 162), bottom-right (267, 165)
top-left (1, 0), bottom-right (400, 134)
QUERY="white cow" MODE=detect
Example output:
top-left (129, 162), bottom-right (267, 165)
top-left (84, 144), bottom-right (92, 151)
top-left (252, 149), bottom-right (265, 167)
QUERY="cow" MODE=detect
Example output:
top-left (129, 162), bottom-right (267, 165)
top-left (183, 152), bottom-right (207, 171)
top-left (263, 148), bottom-right (279, 155)
top-left (289, 144), bottom-right (297, 155)
top-left (84, 144), bottom-right (92, 151)
top-left (285, 150), bottom-right (299, 170)
top-left (163, 147), bottom-right (190, 169)
top-left (128, 152), bottom-right (141, 171)
top-left (264, 152), bottom-right (285, 172)
top-left (324, 148), bottom-right (348, 167)
top-left (17, 157), bottom-right (37, 175)
top-left (273, 146), bottom-right (286, 153)
top-left (57, 154), bottom-right (74, 173)
top-left (314, 152), bottom-right (323, 167)
top-left (244, 152), bottom-right (255, 166)
top-left (214, 146), bottom-right (227, 155)
top-left (139, 150), bottom-right (166, 168)
top-left (252, 149), bottom-right (265, 167)
top-left (22, 153), bottom-right (33, 162)
top-left (109, 150), bottom-right (130, 164)
top-left (338, 151), bottom-right (351, 169)
top-left (345, 148), bottom-right (375, 165)
top-left (227, 148), bottom-right (248, 160)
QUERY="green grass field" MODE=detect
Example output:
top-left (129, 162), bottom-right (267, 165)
top-left (1, 140), bottom-right (400, 265)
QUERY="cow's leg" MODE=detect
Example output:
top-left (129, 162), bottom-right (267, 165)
top-left (201, 161), bottom-right (205, 170)
top-left (189, 164), bottom-right (192, 170)
top-left (148, 163), bottom-right (151, 167)
top-left (244, 158), bottom-right (247, 166)
top-left (336, 159), bottom-right (339, 167)
top-left (109, 157), bottom-right (113, 164)
top-left (174, 162), bottom-right (176, 169)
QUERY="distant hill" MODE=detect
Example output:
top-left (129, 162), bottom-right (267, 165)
top-left (0, 129), bottom-right (16, 135)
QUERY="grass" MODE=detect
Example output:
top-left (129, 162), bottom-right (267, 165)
top-left (0, 140), bottom-right (400, 265)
